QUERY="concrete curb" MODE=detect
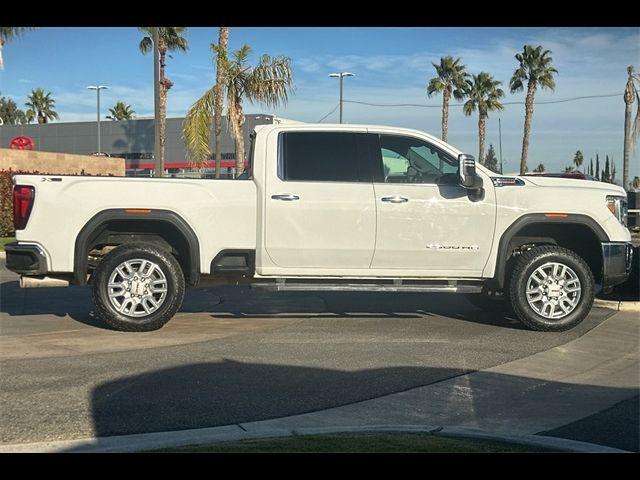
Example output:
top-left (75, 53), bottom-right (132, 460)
top-left (0, 424), bottom-right (630, 453)
top-left (594, 298), bottom-right (640, 313)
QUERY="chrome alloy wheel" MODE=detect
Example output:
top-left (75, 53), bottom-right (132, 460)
top-left (525, 262), bottom-right (582, 319)
top-left (107, 259), bottom-right (168, 317)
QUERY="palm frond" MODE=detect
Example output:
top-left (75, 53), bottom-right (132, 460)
top-left (245, 55), bottom-right (294, 108)
top-left (427, 78), bottom-right (444, 96)
top-left (183, 86), bottom-right (216, 165)
top-left (139, 36), bottom-right (152, 54)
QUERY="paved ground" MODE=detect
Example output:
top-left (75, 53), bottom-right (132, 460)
top-left (541, 395), bottom-right (639, 452)
top-left (0, 262), bottom-right (637, 451)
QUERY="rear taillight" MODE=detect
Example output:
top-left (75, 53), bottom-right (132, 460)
top-left (13, 185), bottom-right (35, 230)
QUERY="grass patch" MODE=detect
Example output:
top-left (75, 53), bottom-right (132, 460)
top-left (0, 237), bottom-right (15, 251)
top-left (151, 432), bottom-right (557, 453)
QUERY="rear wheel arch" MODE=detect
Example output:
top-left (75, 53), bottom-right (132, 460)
top-left (74, 209), bottom-right (200, 286)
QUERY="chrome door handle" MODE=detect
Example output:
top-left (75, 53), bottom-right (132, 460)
top-left (381, 195), bottom-right (408, 203)
top-left (271, 193), bottom-right (300, 201)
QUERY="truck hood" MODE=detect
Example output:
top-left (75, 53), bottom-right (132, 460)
top-left (523, 176), bottom-right (627, 195)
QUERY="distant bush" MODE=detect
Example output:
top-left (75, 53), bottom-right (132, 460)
top-left (1, 169), bottom-right (102, 236)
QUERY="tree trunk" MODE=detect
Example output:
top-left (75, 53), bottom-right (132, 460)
top-left (478, 112), bottom-right (486, 165)
top-left (235, 106), bottom-right (246, 178)
top-left (158, 39), bottom-right (168, 176)
top-left (519, 82), bottom-right (536, 175)
top-left (623, 79), bottom-right (634, 191)
top-left (214, 27), bottom-right (229, 179)
top-left (441, 88), bottom-right (450, 143)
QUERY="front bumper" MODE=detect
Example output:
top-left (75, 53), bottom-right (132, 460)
top-left (4, 242), bottom-right (48, 275)
top-left (602, 241), bottom-right (634, 288)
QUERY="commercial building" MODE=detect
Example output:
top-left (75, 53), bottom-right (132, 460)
top-left (0, 114), bottom-right (275, 177)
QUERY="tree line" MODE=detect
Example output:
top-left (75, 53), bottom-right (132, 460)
top-left (1, 27), bottom-right (638, 188)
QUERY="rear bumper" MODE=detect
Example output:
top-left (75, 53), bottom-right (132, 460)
top-left (602, 241), bottom-right (634, 288)
top-left (4, 243), bottom-right (48, 275)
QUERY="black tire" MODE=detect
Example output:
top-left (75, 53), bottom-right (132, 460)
top-left (92, 242), bottom-right (185, 332)
top-left (509, 246), bottom-right (594, 332)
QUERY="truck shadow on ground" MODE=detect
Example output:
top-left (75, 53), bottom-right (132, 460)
top-left (60, 361), bottom-right (638, 452)
top-left (0, 279), bottom-right (530, 331)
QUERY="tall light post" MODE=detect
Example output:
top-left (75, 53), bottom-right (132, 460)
top-left (87, 85), bottom-right (109, 154)
top-left (329, 72), bottom-right (354, 123)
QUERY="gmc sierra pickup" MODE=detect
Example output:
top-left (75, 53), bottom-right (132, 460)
top-left (5, 123), bottom-right (633, 332)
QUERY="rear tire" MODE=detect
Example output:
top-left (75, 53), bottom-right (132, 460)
top-left (509, 246), bottom-right (594, 331)
top-left (92, 243), bottom-right (185, 332)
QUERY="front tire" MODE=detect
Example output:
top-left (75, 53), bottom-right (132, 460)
top-left (509, 246), bottom-right (594, 331)
top-left (92, 243), bottom-right (185, 332)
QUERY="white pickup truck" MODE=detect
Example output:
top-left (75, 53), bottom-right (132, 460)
top-left (6, 123), bottom-right (633, 332)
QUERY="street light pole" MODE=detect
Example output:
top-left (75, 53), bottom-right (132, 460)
top-left (87, 85), bottom-right (108, 154)
top-left (329, 72), bottom-right (354, 123)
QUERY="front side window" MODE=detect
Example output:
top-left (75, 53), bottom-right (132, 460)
top-left (280, 132), bottom-right (361, 182)
top-left (379, 134), bottom-right (457, 184)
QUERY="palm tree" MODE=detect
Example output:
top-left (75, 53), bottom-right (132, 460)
top-left (212, 27), bottom-right (230, 179)
top-left (623, 65), bottom-right (640, 191)
top-left (427, 56), bottom-right (468, 143)
top-left (139, 27), bottom-right (189, 172)
top-left (25, 88), bottom-right (58, 124)
top-left (573, 150), bottom-right (584, 172)
top-left (0, 27), bottom-right (35, 70)
top-left (184, 44), bottom-right (294, 176)
top-left (106, 101), bottom-right (136, 120)
top-left (462, 72), bottom-right (504, 164)
top-left (510, 45), bottom-right (558, 175)
top-left (533, 163), bottom-right (545, 173)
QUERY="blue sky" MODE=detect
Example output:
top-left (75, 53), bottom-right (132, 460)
top-left (1, 26), bottom-right (639, 179)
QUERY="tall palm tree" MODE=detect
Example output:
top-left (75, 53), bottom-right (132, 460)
top-left (623, 65), bottom-right (640, 190)
top-left (106, 101), bottom-right (136, 120)
top-left (463, 72), bottom-right (504, 164)
top-left (184, 44), bottom-right (294, 176)
top-left (573, 150), bottom-right (584, 172)
top-left (139, 27), bottom-right (189, 171)
top-left (426, 56), bottom-right (468, 143)
top-left (510, 45), bottom-right (558, 175)
top-left (0, 27), bottom-right (35, 70)
top-left (213, 27), bottom-right (230, 179)
top-left (25, 88), bottom-right (58, 124)
top-left (509, 45), bottom-right (558, 175)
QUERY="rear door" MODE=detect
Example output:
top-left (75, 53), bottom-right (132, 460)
top-left (263, 130), bottom-right (377, 270)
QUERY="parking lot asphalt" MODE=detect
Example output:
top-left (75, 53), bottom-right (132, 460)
top-left (0, 262), bottom-right (636, 452)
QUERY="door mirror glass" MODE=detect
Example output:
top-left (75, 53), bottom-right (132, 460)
top-left (458, 154), bottom-right (477, 189)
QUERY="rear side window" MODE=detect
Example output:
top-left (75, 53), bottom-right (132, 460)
top-left (279, 132), bottom-right (365, 182)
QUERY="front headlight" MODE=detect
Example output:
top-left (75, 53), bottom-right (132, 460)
top-left (606, 195), bottom-right (628, 226)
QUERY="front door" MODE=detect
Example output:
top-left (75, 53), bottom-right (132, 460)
top-left (370, 133), bottom-right (496, 276)
top-left (263, 130), bottom-right (377, 270)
